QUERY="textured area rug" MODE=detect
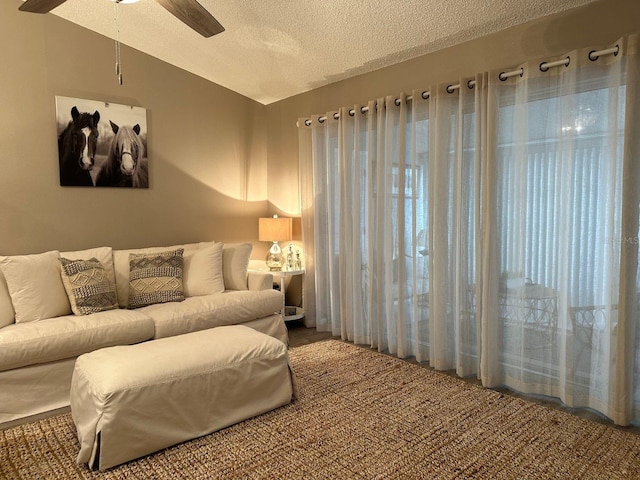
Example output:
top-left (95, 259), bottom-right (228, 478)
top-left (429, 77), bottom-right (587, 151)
top-left (1, 340), bottom-right (640, 479)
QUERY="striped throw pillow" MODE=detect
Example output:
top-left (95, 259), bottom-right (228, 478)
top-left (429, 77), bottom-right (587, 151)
top-left (128, 249), bottom-right (184, 308)
top-left (59, 257), bottom-right (119, 315)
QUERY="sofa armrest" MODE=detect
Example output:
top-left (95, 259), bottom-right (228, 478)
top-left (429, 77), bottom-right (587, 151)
top-left (247, 271), bottom-right (273, 291)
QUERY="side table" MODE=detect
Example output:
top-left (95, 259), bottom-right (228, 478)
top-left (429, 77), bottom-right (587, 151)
top-left (278, 269), bottom-right (304, 322)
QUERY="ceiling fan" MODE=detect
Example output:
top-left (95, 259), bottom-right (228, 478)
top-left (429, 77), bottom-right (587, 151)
top-left (18, 0), bottom-right (225, 38)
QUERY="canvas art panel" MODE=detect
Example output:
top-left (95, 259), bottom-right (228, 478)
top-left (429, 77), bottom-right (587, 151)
top-left (55, 96), bottom-right (148, 188)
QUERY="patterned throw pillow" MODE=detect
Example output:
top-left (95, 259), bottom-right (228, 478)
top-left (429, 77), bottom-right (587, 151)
top-left (128, 249), bottom-right (185, 309)
top-left (59, 257), bottom-right (119, 316)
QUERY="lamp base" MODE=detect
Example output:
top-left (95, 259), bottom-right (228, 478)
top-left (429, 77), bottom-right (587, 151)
top-left (266, 241), bottom-right (284, 271)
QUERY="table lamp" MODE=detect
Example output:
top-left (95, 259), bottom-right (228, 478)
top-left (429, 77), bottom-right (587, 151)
top-left (258, 215), bottom-right (292, 271)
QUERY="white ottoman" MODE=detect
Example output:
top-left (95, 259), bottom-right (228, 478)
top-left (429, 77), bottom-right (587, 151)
top-left (70, 325), bottom-right (297, 470)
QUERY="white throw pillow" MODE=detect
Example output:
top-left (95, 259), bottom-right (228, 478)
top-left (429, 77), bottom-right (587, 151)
top-left (183, 243), bottom-right (224, 297)
top-left (0, 250), bottom-right (71, 323)
top-left (0, 270), bottom-right (15, 328)
top-left (221, 243), bottom-right (253, 291)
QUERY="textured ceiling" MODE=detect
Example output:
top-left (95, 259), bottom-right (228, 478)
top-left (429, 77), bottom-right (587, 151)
top-left (25, 0), bottom-right (599, 104)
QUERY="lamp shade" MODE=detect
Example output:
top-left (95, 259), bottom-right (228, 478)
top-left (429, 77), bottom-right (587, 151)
top-left (259, 216), bottom-right (292, 242)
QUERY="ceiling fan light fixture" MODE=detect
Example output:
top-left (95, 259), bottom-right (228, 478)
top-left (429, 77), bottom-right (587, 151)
top-left (20, 0), bottom-right (225, 38)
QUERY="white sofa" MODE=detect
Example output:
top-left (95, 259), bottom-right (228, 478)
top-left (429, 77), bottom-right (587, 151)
top-left (0, 241), bottom-right (286, 426)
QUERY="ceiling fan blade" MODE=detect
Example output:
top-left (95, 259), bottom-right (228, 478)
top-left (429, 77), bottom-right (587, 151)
top-left (19, 0), bottom-right (67, 13)
top-left (155, 0), bottom-right (225, 38)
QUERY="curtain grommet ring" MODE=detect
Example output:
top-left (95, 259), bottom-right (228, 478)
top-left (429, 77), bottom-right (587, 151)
top-left (360, 106), bottom-right (367, 114)
top-left (304, 119), bottom-right (312, 126)
top-left (499, 72), bottom-right (508, 81)
top-left (467, 79), bottom-right (475, 90)
top-left (348, 109), bottom-right (355, 117)
top-left (565, 56), bottom-right (570, 68)
top-left (421, 91), bottom-right (429, 99)
top-left (589, 45), bottom-right (620, 62)
top-left (332, 113), bottom-right (339, 120)
top-left (318, 117), bottom-right (325, 124)
top-left (446, 84), bottom-right (455, 94)
top-left (394, 98), bottom-right (401, 107)
top-left (539, 62), bottom-right (549, 72)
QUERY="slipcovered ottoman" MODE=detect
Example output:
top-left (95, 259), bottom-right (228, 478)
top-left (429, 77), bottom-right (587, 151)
top-left (70, 325), bottom-right (297, 470)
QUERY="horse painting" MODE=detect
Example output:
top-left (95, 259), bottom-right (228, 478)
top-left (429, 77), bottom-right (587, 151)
top-left (95, 121), bottom-right (148, 188)
top-left (58, 106), bottom-right (100, 186)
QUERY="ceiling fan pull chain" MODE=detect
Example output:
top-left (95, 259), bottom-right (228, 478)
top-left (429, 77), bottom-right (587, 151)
top-left (114, 1), bottom-right (123, 85)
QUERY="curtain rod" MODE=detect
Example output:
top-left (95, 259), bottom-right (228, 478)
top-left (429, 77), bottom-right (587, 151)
top-left (299, 45), bottom-right (620, 127)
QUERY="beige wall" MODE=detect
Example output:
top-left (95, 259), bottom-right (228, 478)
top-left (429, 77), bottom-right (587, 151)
top-left (265, 0), bottom-right (640, 216)
top-left (0, 0), bottom-right (269, 256)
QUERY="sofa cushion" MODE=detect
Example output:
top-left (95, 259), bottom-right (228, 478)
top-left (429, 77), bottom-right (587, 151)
top-left (113, 243), bottom-right (200, 308)
top-left (247, 270), bottom-right (274, 291)
top-left (183, 243), bottom-right (224, 297)
top-left (0, 250), bottom-right (71, 323)
top-left (0, 271), bottom-right (15, 328)
top-left (128, 249), bottom-right (185, 309)
top-left (59, 257), bottom-right (119, 315)
top-left (141, 289), bottom-right (283, 339)
top-left (0, 309), bottom-right (155, 372)
top-left (220, 243), bottom-right (252, 291)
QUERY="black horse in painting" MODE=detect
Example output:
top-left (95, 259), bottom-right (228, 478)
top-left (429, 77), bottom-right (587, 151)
top-left (58, 106), bottom-right (100, 186)
top-left (95, 121), bottom-right (147, 188)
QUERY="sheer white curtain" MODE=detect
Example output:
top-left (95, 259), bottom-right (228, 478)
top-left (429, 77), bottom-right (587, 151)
top-left (481, 36), bottom-right (640, 425)
top-left (299, 94), bottom-right (431, 358)
top-left (298, 34), bottom-right (640, 425)
top-left (427, 78), bottom-right (485, 376)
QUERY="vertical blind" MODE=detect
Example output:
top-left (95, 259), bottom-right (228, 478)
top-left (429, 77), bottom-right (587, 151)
top-left (298, 35), bottom-right (640, 426)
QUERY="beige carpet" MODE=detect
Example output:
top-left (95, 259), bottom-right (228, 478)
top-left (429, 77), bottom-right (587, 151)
top-left (1, 340), bottom-right (640, 479)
